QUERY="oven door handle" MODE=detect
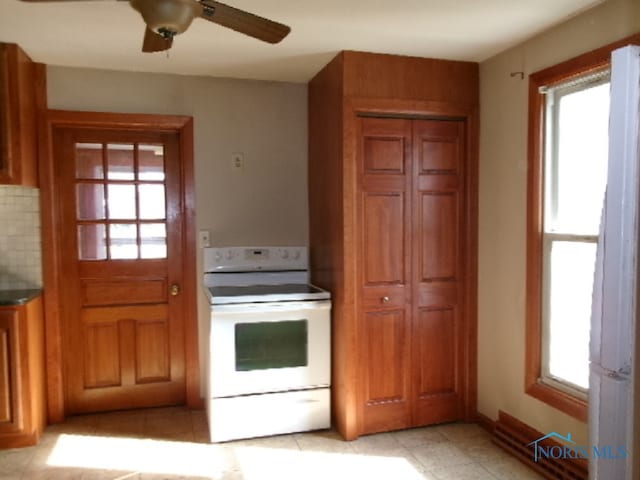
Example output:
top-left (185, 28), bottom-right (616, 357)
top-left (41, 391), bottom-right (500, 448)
top-left (211, 300), bottom-right (331, 313)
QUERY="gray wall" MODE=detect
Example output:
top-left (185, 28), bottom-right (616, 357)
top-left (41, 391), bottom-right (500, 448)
top-left (47, 68), bottom-right (309, 392)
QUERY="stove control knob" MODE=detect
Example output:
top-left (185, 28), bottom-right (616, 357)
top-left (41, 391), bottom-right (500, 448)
top-left (214, 252), bottom-right (222, 261)
top-left (226, 251), bottom-right (234, 259)
top-left (293, 250), bottom-right (301, 260)
top-left (281, 249), bottom-right (290, 259)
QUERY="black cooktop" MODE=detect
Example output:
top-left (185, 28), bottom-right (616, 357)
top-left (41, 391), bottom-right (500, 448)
top-left (207, 283), bottom-right (330, 305)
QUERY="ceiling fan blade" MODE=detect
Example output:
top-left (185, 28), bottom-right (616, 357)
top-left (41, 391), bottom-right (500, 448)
top-left (142, 27), bottom-right (173, 53)
top-left (198, 0), bottom-right (290, 44)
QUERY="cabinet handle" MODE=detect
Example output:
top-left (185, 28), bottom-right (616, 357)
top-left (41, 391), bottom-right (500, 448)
top-left (170, 284), bottom-right (181, 296)
top-left (381, 296), bottom-right (390, 303)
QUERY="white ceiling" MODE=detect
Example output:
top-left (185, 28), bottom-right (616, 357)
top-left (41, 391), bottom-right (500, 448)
top-left (0, 0), bottom-right (603, 83)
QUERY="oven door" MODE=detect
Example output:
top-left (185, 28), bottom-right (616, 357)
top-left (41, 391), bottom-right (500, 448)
top-left (208, 299), bottom-right (331, 398)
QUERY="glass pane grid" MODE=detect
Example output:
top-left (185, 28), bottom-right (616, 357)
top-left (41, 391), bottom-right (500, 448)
top-left (75, 141), bottom-right (168, 261)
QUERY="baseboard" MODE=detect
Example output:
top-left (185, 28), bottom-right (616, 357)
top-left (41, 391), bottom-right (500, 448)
top-left (493, 410), bottom-right (588, 480)
top-left (474, 411), bottom-right (495, 434)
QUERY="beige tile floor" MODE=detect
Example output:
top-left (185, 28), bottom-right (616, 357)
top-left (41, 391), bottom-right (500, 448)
top-left (0, 407), bottom-right (544, 480)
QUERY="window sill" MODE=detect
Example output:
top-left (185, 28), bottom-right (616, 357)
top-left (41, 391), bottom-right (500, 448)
top-left (526, 380), bottom-right (587, 422)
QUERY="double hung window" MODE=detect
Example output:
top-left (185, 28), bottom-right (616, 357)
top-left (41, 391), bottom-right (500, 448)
top-left (522, 36), bottom-right (640, 420)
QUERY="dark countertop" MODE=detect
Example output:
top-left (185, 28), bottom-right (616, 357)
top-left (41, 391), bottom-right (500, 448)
top-left (0, 289), bottom-right (42, 306)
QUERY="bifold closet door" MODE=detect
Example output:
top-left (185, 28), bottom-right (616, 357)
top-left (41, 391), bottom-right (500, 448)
top-left (357, 116), bottom-right (466, 435)
top-left (411, 119), bottom-right (465, 425)
top-left (358, 117), bottom-right (413, 435)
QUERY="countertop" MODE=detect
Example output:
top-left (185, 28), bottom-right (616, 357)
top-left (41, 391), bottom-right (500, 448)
top-left (0, 289), bottom-right (42, 306)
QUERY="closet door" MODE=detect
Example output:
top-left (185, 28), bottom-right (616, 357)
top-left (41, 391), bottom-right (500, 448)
top-left (411, 119), bottom-right (466, 425)
top-left (357, 117), bottom-right (413, 434)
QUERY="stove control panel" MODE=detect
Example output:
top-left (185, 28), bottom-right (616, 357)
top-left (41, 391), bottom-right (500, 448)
top-left (204, 246), bottom-right (308, 272)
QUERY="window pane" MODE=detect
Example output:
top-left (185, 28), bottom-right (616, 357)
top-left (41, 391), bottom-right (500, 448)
top-left (78, 224), bottom-right (107, 260)
top-left (76, 184), bottom-right (105, 220)
top-left (140, 223), bottom-right (167, 259)
top-left (107, 184), bottom-right (136, 219)
top-left (139, 184), bottom-right (166, 220)
top-left (235, 320), bottom-right (308, 371)
top-left (107, 143), bottom-right (135, 180)
top-left (75, 143), bottom-right (103, 179)
top-left (139, 144), bottom-right (165, 181)
top-left (109, 224), bottom-right (138, 259)
top-left (550, 82), bottom-right (609, 235)
top-left (546, 240), bottom-right (596, 390)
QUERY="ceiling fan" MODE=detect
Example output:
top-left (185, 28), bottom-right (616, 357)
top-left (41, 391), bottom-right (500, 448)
top-left (19, 0), bottom-right (291, 52)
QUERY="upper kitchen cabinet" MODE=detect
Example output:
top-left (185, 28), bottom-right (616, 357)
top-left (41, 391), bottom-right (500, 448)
top-left (308, 51), bottom-right (479, 440)
top-left (0, 43), bottom-right (46, 187)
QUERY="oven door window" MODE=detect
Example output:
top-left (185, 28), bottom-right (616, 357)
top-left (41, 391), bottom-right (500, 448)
top-left (235, 320), bottom-right (308, 371)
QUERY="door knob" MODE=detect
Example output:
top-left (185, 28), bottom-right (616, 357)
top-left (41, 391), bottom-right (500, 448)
top-left (170, 283), bottom-right (181, 296)
top-left (381, 296), bottom-right (390, 303)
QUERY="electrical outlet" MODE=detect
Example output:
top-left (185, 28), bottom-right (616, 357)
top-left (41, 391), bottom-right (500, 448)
top-left (199, 230), bottom-right (211, 248)
top-left (231, 153), bottom-right (244, 171)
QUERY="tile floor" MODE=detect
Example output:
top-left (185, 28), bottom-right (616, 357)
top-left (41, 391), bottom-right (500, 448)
top-left (0, 407), bottom-right (544, 480)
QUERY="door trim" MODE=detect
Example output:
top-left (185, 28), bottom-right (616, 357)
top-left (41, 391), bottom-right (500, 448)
top-left (39, 110), bottom-right (200, 423)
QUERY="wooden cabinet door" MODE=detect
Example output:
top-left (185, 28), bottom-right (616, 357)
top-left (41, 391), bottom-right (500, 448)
top-left (0, 43), bottom-right (39, 187)
top-left (0, 308), bottom-right (23, 433)
top-left (411, 119), bottom-right (466, 425)
top-left (54, 128), bottom-right (186, 414)
top-left (357, 117), bottom-right (413, 434)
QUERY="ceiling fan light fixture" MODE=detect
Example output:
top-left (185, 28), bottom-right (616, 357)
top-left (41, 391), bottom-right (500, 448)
top-left (130, 0), bottom-right (201, 36)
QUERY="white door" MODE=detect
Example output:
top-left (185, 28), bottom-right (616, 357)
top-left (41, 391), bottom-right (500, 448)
top-left (589, 45), bottom-right (640, 480)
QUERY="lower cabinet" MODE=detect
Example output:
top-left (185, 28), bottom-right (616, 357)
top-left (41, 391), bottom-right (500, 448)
top-left (0, 296), bottom-right (46, 448)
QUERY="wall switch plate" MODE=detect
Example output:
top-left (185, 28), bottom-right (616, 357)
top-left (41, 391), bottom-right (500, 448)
top-left (231, 153), bottom-right (244, 171)
top-left (199, 230), bottom-right (211, 248)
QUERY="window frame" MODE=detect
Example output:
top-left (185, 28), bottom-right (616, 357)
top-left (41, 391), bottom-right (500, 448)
top-left (525, 33), bottom-right (640, 422)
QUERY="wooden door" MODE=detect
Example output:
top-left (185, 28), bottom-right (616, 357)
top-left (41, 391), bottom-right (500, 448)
top-left (357, 117), bottom-right (413, 434)
top-left (411, 119), bottom-right (466, 425)
top-left (357, 116), bottom-right (467, 434)
top-left (54, 127), bottom-right (186, 414)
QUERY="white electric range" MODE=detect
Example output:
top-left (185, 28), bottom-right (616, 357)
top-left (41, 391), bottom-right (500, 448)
top-left (203, 246), bottom-right (331, 443)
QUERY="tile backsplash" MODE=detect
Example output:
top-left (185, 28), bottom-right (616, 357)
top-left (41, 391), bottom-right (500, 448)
top-left (0, 186), bottom-right (42, 289)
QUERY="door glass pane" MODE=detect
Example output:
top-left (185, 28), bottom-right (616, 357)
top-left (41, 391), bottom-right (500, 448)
top-left (139, 144), bottom-right (165, 181)
top-left (107, 143), bottom-right (135, 180)
top-left (107, 184), bottom-right (136, 219)
top-left (75, 143), bottom-right (104, 179)
top-left (550, 82), bottom-right (609, 235)
top-left (76, 184), bottom-right (105, 220)
top-left (546, 240), bottom-right (596, 390)
top-left (78, 224), bottom-right (107, 260)
top-left (235, 320), bottom-right (308, 371)
top-left (140, 223), bottom-right (167, 259)
top-left (139, 184), bottom-right (166, 220)
top-left (109, 224), bottom-right (138, 259)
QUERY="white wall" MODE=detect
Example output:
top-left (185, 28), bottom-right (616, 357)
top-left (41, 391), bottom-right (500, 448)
top-left (47, 67), bottom-right (308, 393)
top-left (478, 0), bottom-right (639, 445)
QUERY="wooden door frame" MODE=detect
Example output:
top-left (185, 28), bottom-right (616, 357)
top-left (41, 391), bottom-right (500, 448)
top-left (344, 97), bottom-right (479, 435)
top-left (39, 110), bottom-right (200, 423)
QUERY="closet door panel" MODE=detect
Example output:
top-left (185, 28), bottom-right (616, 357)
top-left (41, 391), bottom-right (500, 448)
top-left (358, 116), bottom-right (412, 434)
top-left (412, 119), bottom-right (465, 425)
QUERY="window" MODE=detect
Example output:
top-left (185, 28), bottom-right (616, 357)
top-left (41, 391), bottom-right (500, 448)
top-left (541, 72), bottom-right (609, 396)
top-left (74, 142), bottom-right (168, 261)
top-left (525, 34), bottom-right (640, 421)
